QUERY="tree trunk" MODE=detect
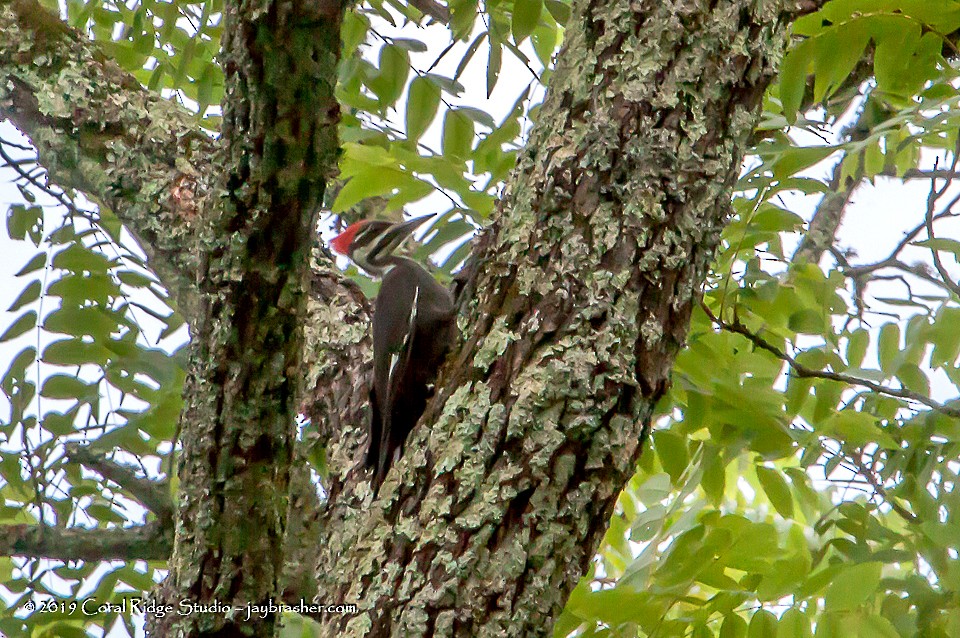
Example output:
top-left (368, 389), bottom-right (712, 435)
top-left (147, 0), bottom-right (344, 633)
top-left (311, 0), bottom-right (820, 635)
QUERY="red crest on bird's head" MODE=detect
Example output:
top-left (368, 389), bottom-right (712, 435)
top-left (330, 220), bottom-right (370, 255)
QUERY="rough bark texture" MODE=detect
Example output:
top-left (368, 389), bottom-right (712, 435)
top-left (0, 0), bottom-right (212, 320)
top-left (311, 0), bottom-right (822, 636)
top-left (1, 0), bottom-right (353, 607)
top-left (148, 0), bottom-right (343, 634)
top-left (3, 522), bottom-right (171, 561)
top-left (282, 253), bottom-right (373, 603)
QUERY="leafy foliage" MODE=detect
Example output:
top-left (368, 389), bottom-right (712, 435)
top-left (0, 152), bottom-right (184, 634)
top-left (554, 2), bottom-right (960, 636)
top-left (3, 0), bottom-right (960, 636)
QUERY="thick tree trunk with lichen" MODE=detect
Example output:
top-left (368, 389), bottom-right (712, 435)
top-left (309, 1), bottom-right (814, 635)
top-left (1, 1), bottom-right (346, 634)
top-left (145, 0), bottom-right (343, 634)
top-left (2, 0), bottom-right (826, 636)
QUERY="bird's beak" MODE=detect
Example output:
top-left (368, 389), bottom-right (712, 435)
top-left (392, 214), bottom-right (436, 240)
top-left (378, 214), bottom-right (436, 254)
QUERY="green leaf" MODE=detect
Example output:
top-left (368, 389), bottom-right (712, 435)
top-left (877, 323), bottom-right (900, 374)
top-left (0, 311), bottom-right (37, 343)
top-left (512, 0), bottom-right (542, 44)
top-left (748, 609), bottom-right (777, 638)
top-left (544, 0), bottom-right (570, 24)
top-left (913, 237), bottom-right (960, 257)
top-left (117, 270), bottom-right (155, 288)
top-left (370, 45), bottom-right (409, 107)
top-left (652, 431), bottom-right (687, 484)
top-left (195, 63), bottom-right (222, 113)
top-left (920, 521), bottom-right (960, 549)
top-left (44, 306), bottom-right (129, 339)
top-left (449, 0), bottom-right (479, 40)
top-left (628, 503), bottom-right (666, 542)
top-left (779, 608), bottom-right (812, 638)
top-left (701, 450), bottom-right (725, 506)
top-left (873, 19), bottom-right (922, 97)
top-left (785, 375), bottom-right (813, 416)
top-left (455, 106), bottom-right (497, 129)
top-left (531, 23), bottom-right (558, 68)
top-left (15, 253), bottom-right (47, 277)
top-left (43, 405), bottom-right (81, 436)
top-left (896, 362), bottom-right (929, 395)
top-left (405, 76), bottom-right (441, 143)
top-left (51, 243), bottom-right (114, 273)
top-left (822, 410), bottom-right (898, 448)
top-left (341, 10), bottom-right (369, 56)
top-left (755, 466), bottom-right (794, 518)
top-left (779, 39), bottom-right (813, 123)
top-left (442, 110), bottom-right (475, 160)
top-left (391, 38), bottom-right (428, 52)
top-left (159, 311), bottom-right (187, 341)
top-left (752, 205), bottom-right (804, 232)
top-left (1, 346), bottom-right (36, 388)
top-left (788, 309), bottom-right (823, 335)
top-left (486, 39), bottom-right (502, 98)
top-left (8, 281), bottom-right (41, 312)
top-left (454, 31), bottom-right (487, 81)
top-left (425, 73), bottom-right (466, 96)
top-left (52, 242), bottom-right (113, 273)
top-left (635, 472), bottom-right (671, 506)
top-left (931, 308), bottom-right (960, 366)
top-left (42, 339), bottom-right (110, 367)
top-left (332, 168), bottom-right (412, 212)
top-left (720, 614), bottom-right (748, 638)
top-left (41, 374), bottom-right (96, 400)
top-left (861, 615), bottom-right (899, 638)
top-left (768, 144), bottom-right (837, 177)
top-left (846, 329), bottom-right (869, 368)
top-left (811, 21), bottom-right (868, 103)
top-left (824, 562), bottom-right (882, 611)
top-left (6, 204), bottom-right (43, 245)
top-left (87, 503), bottom-right (126, 524)
top-left (47, 274), bottom-right (120, 306)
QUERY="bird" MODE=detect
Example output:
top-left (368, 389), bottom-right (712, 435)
top-left (330, 214), bottom-right (457, 493)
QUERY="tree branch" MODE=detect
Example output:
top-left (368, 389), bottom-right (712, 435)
top-left (1, 522), bottom-right (171, 562)
top-left (792, 158), bottom-right (856, 264)
top-left (0, 0), bottom-right (213, 321)
top-left (700, 301), bottom-right (960, 419)
top-left (64, 444), bottom-right (173, 524)
top-left (923, 148), bottom-right (960, 298)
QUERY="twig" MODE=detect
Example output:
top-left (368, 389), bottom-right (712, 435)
top-left (923, 152), bottom-right (960, 298)
top-left (846, 452), bottom-right (918, 522)
top-left (65, 444), bottom-right (174, 524)
top-left (700, 301), bottom-right (960, 419)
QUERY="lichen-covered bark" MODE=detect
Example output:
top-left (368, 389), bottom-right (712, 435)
top-left (149, 0), bottom-right (343, 634)
top-left (0, 0), bottom-right (212, 320)
top-left (283, 250), bottom-right (373, 602)
top-left (313, 0), bottom-right (823, 635)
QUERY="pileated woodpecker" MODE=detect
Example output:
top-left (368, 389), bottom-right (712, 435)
top-left (330, 215), bottom-right (457, 492)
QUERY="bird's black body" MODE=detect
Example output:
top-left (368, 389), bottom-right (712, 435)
top-left (368, 258), bottom-right (456, 490)
top-left (330, 216), bottom-right (457, 493)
